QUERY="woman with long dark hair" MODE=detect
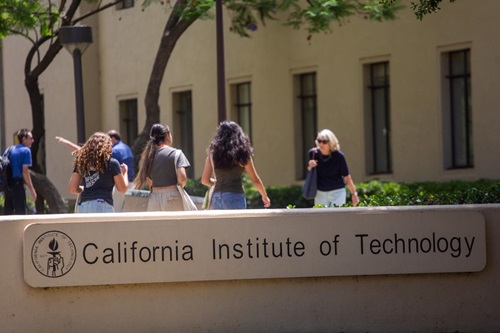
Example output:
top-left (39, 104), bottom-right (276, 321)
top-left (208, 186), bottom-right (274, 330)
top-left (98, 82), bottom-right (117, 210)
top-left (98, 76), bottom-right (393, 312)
top-left (201, 121), bottom-right (270, 209)
top-left (68, 132), bottom-right (129, 213)
top-left (134, 124), bottom-right (191, 211)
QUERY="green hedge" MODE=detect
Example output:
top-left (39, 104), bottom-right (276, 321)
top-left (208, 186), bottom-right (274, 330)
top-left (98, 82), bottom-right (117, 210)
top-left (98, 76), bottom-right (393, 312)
top-left (185, 177), bottom-right (500, 209)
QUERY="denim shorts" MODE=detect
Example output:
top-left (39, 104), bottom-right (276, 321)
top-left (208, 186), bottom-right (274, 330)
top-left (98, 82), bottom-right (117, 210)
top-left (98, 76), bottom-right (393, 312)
top-left (211, 192), bottom-right (246, 210)
top-left (77, 199), bottom-right (114, 213)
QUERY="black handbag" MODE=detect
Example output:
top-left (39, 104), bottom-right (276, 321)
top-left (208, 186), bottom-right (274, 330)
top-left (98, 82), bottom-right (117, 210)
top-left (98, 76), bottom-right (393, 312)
top-left (302, 150), bottom-right (317, 199)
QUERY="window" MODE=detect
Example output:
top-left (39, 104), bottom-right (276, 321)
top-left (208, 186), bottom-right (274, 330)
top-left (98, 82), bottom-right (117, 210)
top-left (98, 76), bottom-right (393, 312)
top-left (116, 0), bottom-right (134, 10)
top-left (364, 61), bottom-right (392, 175)
top-left (442, 49), bottom-right (473, 169)
top-left (118, 99), bottom-right (138, 145)
top-left (294, 73), bottom-right (317, 179)
top-left (173, 91), bottom-right (194, 178)
top-left (231, 82), bottom-right (252, 141)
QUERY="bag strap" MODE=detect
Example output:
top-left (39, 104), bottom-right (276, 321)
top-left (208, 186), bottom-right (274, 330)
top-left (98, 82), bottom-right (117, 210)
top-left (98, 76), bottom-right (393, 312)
top-left (174, 149), bottom-right (181, 186)
top-left (6, 145), bottom-right (13, 158)
top-left (209, 154), bottom-right (216, 181)
top-left (310, 148), bottom-right (317, 160)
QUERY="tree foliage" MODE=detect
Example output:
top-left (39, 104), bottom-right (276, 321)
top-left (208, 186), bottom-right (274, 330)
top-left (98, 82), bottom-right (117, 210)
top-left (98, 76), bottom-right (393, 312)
top-left (380, 0), bottom-right (457, 20)
top-left (0, 0), bottom-right (121, 213)
top-left (0, 0), bottom-right (54, 38)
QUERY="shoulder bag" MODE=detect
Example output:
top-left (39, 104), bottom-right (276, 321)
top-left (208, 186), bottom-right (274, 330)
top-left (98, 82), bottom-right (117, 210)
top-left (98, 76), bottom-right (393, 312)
top-left (302, 149), bottom-right (318, 200)
top-left (174, 149), bottom-right (197, 211)
top-left (202, 154), bottom-right (215, 210)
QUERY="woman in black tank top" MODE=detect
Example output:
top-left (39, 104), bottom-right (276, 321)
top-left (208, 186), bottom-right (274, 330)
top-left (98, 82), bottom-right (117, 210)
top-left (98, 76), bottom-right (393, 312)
top-left (201, 121), bottom-right (270, 210)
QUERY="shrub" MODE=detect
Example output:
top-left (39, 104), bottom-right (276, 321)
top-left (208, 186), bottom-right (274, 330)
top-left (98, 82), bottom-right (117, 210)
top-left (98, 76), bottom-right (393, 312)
top-left (185, 177), bottom-right (500, 209)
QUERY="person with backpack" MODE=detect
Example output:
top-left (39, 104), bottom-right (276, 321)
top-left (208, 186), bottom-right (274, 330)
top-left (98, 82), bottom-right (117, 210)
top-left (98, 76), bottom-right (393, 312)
top-left (2, 129), bottom-right (37, 215)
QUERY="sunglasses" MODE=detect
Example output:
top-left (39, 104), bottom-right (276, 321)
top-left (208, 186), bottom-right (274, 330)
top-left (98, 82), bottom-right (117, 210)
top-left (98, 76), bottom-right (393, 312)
top-left (316, 139), bottom-right (329, 144)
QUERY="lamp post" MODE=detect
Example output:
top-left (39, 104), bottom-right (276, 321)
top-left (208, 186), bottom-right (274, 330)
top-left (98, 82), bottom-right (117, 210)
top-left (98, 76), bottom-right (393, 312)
top-left (59, 25), bottom-right (93, 145)
top-left (216, 0), bottom-right (226, 123)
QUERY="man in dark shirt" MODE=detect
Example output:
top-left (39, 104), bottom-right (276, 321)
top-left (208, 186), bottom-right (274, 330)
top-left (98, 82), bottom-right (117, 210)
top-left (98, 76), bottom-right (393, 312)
top-left (107, 130), bottom-right (135, 212)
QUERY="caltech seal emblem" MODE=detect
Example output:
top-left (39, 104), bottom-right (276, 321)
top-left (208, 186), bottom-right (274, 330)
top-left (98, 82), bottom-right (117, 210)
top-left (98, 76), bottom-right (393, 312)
top-left (31, 231), bottom-right (77, 278)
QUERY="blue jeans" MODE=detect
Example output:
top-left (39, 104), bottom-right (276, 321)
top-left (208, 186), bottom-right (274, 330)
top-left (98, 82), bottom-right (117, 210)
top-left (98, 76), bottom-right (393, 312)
top-left (211, 192), bottom-right (246, 210)
top-left (77, 199), bottom-right (114, 213)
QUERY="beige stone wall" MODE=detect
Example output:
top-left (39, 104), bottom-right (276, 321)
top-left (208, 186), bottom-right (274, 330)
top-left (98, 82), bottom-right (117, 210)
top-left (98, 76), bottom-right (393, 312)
top-left (1, 205), bottom-right (499, 332)
top-left (2, 0), bottom-right (500, 200)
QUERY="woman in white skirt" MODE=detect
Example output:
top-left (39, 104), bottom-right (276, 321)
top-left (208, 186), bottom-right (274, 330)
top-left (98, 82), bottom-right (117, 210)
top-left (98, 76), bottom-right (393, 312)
top-left (306, 129), bottom-right (359, 208)
top-left (133, 124), bottom-right (191, 211)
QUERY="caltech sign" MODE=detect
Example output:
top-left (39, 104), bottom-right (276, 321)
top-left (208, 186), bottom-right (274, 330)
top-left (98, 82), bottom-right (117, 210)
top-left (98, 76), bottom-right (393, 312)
top-left (23, 210), bottom-right (486, 288)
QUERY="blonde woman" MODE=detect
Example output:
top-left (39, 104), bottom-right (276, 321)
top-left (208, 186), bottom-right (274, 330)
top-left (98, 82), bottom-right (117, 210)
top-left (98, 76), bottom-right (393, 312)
top-left (69, 132), bottom-right (129, 213)
top-left (307, 129), bottom-right (359, 207)
top-left (134, 124), bottom-right (191, 211)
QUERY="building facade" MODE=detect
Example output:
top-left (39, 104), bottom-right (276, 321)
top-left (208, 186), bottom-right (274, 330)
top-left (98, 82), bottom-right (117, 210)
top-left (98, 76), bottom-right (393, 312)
top-left (1, 0), bottom-right (499, 201)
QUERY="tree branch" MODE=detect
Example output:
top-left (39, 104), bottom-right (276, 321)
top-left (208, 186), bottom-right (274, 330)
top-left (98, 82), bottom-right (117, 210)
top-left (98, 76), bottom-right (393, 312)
top-left (74, 0), bottom-right (124, 24)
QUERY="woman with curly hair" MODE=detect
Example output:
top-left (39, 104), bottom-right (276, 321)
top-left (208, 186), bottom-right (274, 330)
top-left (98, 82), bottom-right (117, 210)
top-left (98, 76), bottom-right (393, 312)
top-left (69, 132), bottom-right (129, 213)
top-left (201, 121), bottom-right (270, 209)
top-left (133, 123), bottom-right (191, 211)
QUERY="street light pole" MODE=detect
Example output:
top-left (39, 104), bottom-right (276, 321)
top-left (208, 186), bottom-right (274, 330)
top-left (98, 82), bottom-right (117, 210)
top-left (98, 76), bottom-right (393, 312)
top-left (72, 48), bottom-right (86, 145)
top-left (59, 25), bottom-right (93, 145)
top-left (216, 0), bottom-right (227, 123)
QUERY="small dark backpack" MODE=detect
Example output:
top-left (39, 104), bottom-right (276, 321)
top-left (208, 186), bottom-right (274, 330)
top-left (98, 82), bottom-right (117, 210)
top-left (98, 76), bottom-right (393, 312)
top-left (0, 146), bottom-right (14, 192)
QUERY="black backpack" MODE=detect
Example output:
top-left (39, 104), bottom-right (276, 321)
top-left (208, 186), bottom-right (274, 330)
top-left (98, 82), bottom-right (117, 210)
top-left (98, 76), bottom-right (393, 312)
top-left (0, 146), bottom-right (14, 192)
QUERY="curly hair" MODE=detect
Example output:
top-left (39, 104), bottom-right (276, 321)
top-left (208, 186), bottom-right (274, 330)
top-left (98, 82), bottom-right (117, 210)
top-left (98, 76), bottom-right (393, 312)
top-left (134, 124), bottom-right (170, 189)
top-left (73, 132), bottom-right (113, 176)
top-left (209, 121), bottom-right (253, 170)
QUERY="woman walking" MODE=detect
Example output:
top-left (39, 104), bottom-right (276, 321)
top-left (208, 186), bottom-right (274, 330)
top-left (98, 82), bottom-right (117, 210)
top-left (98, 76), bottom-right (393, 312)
top-left (134, 124), bottom-right (191, 211)
top-left (68, 132), bottom-right (129, 213)
top-left (307, 129), bottom-right (359, 207)
top-left (201, 121), bottom-right (270, 209)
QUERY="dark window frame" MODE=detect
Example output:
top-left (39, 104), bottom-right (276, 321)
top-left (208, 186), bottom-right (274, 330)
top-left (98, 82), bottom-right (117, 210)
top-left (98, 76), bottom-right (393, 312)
top-left (367, 61), bottom-right (392, 175)
top-left (116, 0), bottom-right (134, 10)
top-left (446, 49), bottom-right (473, 169)
top-left (235, 82), bottom-right (252, 141)
top-left (119, 98), bottom-right (138, 146)
top-left (298, 72), bottom-right (317, 179)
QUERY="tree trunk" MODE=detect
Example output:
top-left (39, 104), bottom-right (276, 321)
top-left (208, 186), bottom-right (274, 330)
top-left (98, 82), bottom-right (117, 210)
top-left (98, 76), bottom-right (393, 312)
top-left (24, 40), bottom-right (64, 212)
top-left (25, 76), bottom-right (45, 174)
top-left (29, 170), bottom-right (68, 213)
top-left (132, 5), bottom-right (201, 168)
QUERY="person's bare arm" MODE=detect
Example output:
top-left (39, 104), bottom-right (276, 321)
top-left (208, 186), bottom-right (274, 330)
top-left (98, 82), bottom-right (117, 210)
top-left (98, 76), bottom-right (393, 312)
top-left (55, 136), bottom-right (81, 152)
top-left (176, 167), bottom-right (187, 188)
top-left (343, 175), bottom-right (359, 207)
top-left (244, 158), bottom-right (271, 208)
top-left (114, 164), bottom-right (129, 193)
top-left (68, 173), bottom-right (83, 195)
top-left (201, 155), bottom-right (215, 187)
